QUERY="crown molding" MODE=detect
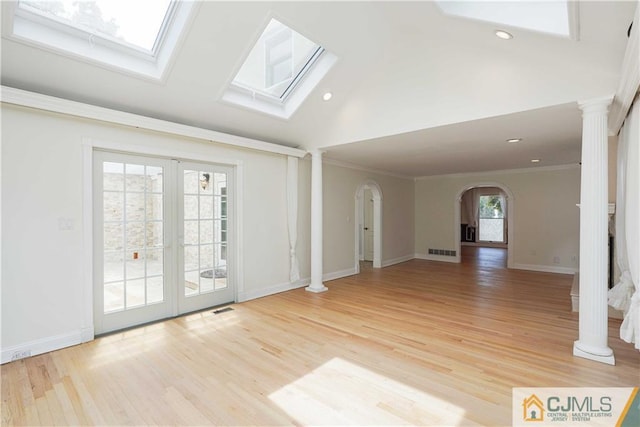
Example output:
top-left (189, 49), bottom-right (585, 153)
top-left (321, 157), bottom-right (414, 180)
top-left (415, 163), bottom-right (580, 181)
top-left (0, 85), bottom-right (307, 158)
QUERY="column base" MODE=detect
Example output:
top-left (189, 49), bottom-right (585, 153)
top-left (305, 284), bottom-right (328, 293)
top-left (573, 341), bottom-right (615, 365)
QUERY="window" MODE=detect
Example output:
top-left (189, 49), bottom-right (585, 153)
top-left (435, 1), bottom-right (575, 39)
top-left (223, 18), bottom-right (337, 119)
top-left (265, 26), bottom-right (293, 90)
top-left (18, 0), bottom-right (173, 52)
top-left (5, 1), bottom-right (197, 79)
top-left (478, 195), bottom-right (505, 242)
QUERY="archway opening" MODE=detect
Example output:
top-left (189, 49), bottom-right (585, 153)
top-left (455, 183), bottom-right (514, 268)
top-left (355, 181), bottom-right (383, 272)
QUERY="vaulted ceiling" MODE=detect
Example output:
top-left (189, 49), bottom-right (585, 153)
top-left (1, 1), bottom-right (636, 176)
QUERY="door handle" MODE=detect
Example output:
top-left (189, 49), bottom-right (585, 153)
top-left (364, 227), bottom-right (369, 230)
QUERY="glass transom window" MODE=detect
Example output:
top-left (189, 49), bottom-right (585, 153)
top-left (18, 0), bottom-right (173, 53)
top-left (232, 18), bottom-right (324, 100)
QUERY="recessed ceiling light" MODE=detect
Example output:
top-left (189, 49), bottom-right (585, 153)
top-left (323, 92), bottom-right (333, 101)
top-left (507, 138), bottom-right (522, 143)
top-left (495, 30), bottom-right (513, 40)
top-left (531, 159), bottom-right (541, 163)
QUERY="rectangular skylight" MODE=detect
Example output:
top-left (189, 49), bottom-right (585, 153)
top-left (232, 18), bottom-right (324, 101)
top-left (436, 1), bottom-right (572, 38)
top-left (6, 0), bottom-right (197, 80)
top-left (18, 0), bottom-right (173, 53)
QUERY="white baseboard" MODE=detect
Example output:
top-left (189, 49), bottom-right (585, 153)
top-left (237, 279), bottom-right (308, 302)
top-left (1, 329), bottom-right (85, 364)
top-left (236, 268), bottom-right (358, 302)
top-left (381, 254), bottom-right (414, 268)
top-left (461, 242), bottom-right (508, 248)
top-left (414, 253), bottom-right (459, 263)
top-left (323, 267), bottom-right (358, 282)
top-left (511, 263), bottom-right (576, 275)
top-left (81, 326), bottom-right (95, 343)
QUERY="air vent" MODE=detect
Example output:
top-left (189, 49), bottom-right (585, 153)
top-left (212, 307), bottom-right (234, 315)
top-left (428, 248), bottom-right (457, 257)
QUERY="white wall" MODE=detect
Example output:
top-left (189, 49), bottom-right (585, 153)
top-left (322, 162), bottom-right (415, 277)
top-left (1, 103), bottom-right (298, 360)
top-left (415, 166), bottom-right (581, 273)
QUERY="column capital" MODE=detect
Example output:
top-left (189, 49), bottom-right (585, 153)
top-left (578, 95), bottom-right (614, 115)
top-left (308, 148), bottom-right (327, 157)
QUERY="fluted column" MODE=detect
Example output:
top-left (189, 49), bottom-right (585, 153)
top-left (573, 96), bottom-right (615, 365)
top-left (306, 149), bottom-right (328, 293)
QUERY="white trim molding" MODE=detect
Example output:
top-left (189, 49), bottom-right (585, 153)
top-left (381, 254), bottom-right (414, 268)
top-left (323, 157), bottom-right (414, 180)
top-left (512, 263), bottom-right (577, 275)
top-left (323, 267), bottom-right (358, 282)
top-left (1, 86), bottom-right (307, 158)
top-left (237, 279), bottom-right (308, 303)
top-left (1, 330), bottom-right (86, 365)
top-left (415, 164), bottom-right (580, 181)
top-left (237, 267), bottom-right (359, 302)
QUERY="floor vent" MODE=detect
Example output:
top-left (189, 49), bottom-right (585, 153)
top-left (212, 307), bottom-right (234, 315)
top-left (428, 248), bottom-right (457, 257)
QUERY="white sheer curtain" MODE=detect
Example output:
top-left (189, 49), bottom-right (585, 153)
top-left (287, 156), bottom-right (300, 282)
top-left (608, 96), bottom-right (640, 349)
top-left (464, 188), bottom-right (479, 227)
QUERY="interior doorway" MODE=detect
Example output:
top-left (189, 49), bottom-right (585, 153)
top-left (455, 183), bottom-right (514, 268)
top-left (355, 181), bottom-right (383, 272)
top-left (363, 189), bottom-right (374, 261)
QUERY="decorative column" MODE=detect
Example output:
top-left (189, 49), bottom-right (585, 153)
top-left (306, 149), bottom-right (328, 293)
top-left (573, 96), bottom-right (615, 365)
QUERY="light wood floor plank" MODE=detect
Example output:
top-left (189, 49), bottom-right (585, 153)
top-left (2, 247), bottom-right (638, 426)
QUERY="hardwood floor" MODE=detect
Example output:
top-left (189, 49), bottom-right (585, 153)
top-left (3, 247), bottom-right (639, 426)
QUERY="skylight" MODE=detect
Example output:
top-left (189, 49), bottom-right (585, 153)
top-left (5, 0), bottom-right (197, 80)
top-left (233, 19), bottom-right (324, 100)
top-left (436, 1), bottom-right (575, 39)
top-left (222, 18), bottom-right (337, 119)
top-left (18, 0), bottom-right (173, 52)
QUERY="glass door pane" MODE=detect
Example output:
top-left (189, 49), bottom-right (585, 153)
top-left (179, 163), bottom-right (233, 314)
top-left (94, 152), bottom-right (173, 334)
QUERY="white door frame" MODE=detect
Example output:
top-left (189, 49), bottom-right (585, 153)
top-left (82, 138), bottom-right (244, 339)
top-left (454, 182), bottom-right (514, 268)
top-left (355, 181), bottom-right (383, 272)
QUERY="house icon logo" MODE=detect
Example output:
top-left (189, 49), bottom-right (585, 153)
top-left (522, 394), bottom-right (545, 421)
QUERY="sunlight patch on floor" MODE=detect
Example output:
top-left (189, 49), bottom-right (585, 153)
top-left (269, 357), bottom-right (471, 425)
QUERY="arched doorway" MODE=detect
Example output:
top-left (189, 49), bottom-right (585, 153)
top-left (455, 182), bottom-right (514, 268)
top-left (355, 181), bottom-right (383, 272)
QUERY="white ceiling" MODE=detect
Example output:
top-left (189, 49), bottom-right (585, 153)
top-left (1, 1), bottom-right (636, 177)
top-left (324, 102), bottom-right (583, 177)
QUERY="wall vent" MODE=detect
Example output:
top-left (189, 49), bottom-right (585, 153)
top-left (428, 248), bottom-right (457, 257)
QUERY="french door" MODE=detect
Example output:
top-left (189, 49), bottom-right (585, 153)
top-left (93, 151), bottom-right (234, 334)
top-left (177, 161), bottom-right (234, 313)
